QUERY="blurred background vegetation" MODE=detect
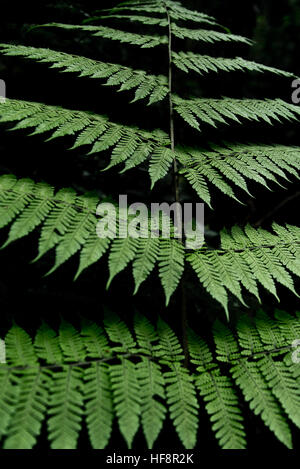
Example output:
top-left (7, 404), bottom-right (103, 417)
top-left (0, 0), bottom-right (299, 449)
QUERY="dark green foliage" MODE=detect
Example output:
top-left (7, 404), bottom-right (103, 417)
top-left (0, 311), bottom-right (299, 449)
top-left (0, 0), bottom-right (299, 451)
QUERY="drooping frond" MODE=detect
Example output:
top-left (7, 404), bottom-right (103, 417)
top-left (84, 363), bottom-right (113, 449)
top-left (0, 174), bottom-right (299, 312)
top-left (0, 310), bottom-right (299, 449)
top-left (187, 223), bottom-right (300, 315)
top-left (158, 239), bottom-right (185, 306)
top-left (95, 14), bottom-right (169, 27)
top-left (173, 95), bottom-right (300, 131)
top-left (0, 44), bottom-right (168, 105)
top-left (38, 23), bottom-right (168, 48)
top-left (134, 314), bottom-right (166, 449)
top-left (172, 52), bottom-right (298, 79)
top-left (97, 12), bottom-right (216, 28)
top-left (259, 355), bottom-right (300, 429)
top-left (230, 360), bottom-right (293, 448)
top-left (177, 143), bottom-right (300, 208)
top-left (132, 237), bottom-right (160, 294)
top-left (157, 318), bottom-right (199, 448)
top-left (1, 101), bottom-right (299, 203)
top-left (171, 23), bottom-right (252, 45)
top-left (0, 98), bottom-right (170, 180)
top-left (188, 328), bottom-right (246, 448)
top-left (37, 4), bottom-right (251, 49)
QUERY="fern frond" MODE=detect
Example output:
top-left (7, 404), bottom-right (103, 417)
top-left (0, 310), bottom-right (299, 449)
top-left (84, 363), bottom-right (113, 449)
top-left (47, 366), bottom-right (84, 449)
top-left (156, 318), bottom-right (199, 447)
top-left (157, 318), bottom-right (185, 362)
top-left (0, 97), bottom-right (168, 151)
top-left (133, 237), bottom-right (160, 294)
top-left (58, 320), bottom-right (86, 362)
top-left (102, 3), bottom-right (165, 15)
top-left (171, 23), bottom-right (252, 45)
top-left (110, 358), bottom-right (141, 448)
top-left (103, 311), bottom-right (137, 353)
top-left (0, 174), bottom-right (299, 311)
top-left (3, 369), bottom-right (49, 449)
top-left (98, 12), bottom-right (216, 28)
top-left (1, 101), bottom-right (299, 200)
top-left (47, 196), bottom-right (98, 276)
top-left (253, 310), bottom-right (289, 354)
top-left (236, 315), bottom-right (264, 357)
top-left (275, 309), bottom-right (300, 341)
top-left (90, 0), bottom-right (217, 25)
top-left (34, 323), bottom-right (64, 364)
top-left (164, 362), bottom-right (199, 448)
top-left (80, 319), bottom-right (110, 359)
top-left (5, 324), bottom-right (38, 367)
top-left (172, 52), bottom-right (297, 79)
top-left (149, 147), bottom-right (175, 188)
top-left (213, 320), bottom-right (240, 363)
top-left (158, 238), bottom-right (185, 306)
top-left (107, 237), bottom-right (139, 288)
top-left (137, 358), bottom-right (166, 448)
top-left (74, 234), bottom-right (111, 281)
top-left (133, 313), bottom-right (167, 447)
top-left (188, 328), bottom-right (246, 448)
top-left (0, 99), bottom-right (171, 181)
top-left (259, 355), bottom-right (300, 429)
top-left (187, 250), bottom-right (230, 316)
top-left (196, 370), bottom-right (246, 449)
top-left (0, 44), bottom-right (168, 105)
top-left (188, 222), bottom-right (300, 312)
top-left (164, 0), bottom-right (217, 24)
top-left (98, 14), bottom-right (169, 27)
top-left (231, 360), bottom-right (292, 448)
top-left (39, 23), bottom-right (168, 48)
top-left (0, 368), bottom-right (17, 439)
top-left (173, 96), bottom-right (300, 131)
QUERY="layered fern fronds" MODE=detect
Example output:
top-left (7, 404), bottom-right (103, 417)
top-left (0, 310), bottom-right (299, 449)
top-left (1, 0), bottom-right (300, 200)
top-left (0, 0), bottom-right (299, 452)
top-left (0, 174), bottom-right (299, 313)
top-left (0, 100), bottom-right (299, 205)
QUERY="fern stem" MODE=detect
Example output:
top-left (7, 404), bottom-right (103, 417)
top-left (180, 273), bottom-right (189, 368)
top-left (164, 2), bottom-right (189, 367)
top-left (165, 4), bottom-right (179, 204)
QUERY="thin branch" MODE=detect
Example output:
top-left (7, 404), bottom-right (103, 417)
top-left (164, 2), bottom-right (189, 368)
top-left (1, 343), bottom-right (293, 373)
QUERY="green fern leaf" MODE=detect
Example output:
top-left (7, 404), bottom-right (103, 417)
top-left (149, 147), bottom-right (175, 188)
top-left (3, 369), bottom-right (49, 449)
top-left (164, 363), bottom-right (199, 448)
top-left (196, 370), bottom-right (246, 449)
top-left (133, 237), bottom-right (160, 294)
top-left (259, 355), bottom-right (300, 429)
top-left (84, 363), bottom-right (113, 449)
top-left (231, 360), bottom-right (292, 448)
top-left (47, 366), bottom-right (84, 449)
top-left (110, 358), bottom-right (141, 448)
top-left (34, 323), bottom-right (64, 364)
top-left (40, 23), bottom-right (168, 48)
top-left (158, 239), bottom-right (184, 306)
